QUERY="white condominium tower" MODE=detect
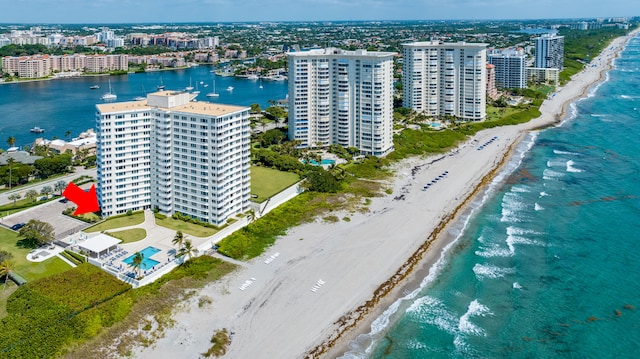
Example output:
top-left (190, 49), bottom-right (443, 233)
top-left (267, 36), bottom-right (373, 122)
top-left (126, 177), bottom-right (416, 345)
top-left (535, 33), bottom-right (564, 69)
top-left (96, 91), bottom-right (251, 226)
top-left (402, 41), bottom-right (487, 121)
top-left (287, 48), bottom-right (396, 157)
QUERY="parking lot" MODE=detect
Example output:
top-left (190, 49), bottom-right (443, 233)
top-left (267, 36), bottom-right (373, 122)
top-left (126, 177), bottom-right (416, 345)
top-left (1, 198), bottom-right (93, 239)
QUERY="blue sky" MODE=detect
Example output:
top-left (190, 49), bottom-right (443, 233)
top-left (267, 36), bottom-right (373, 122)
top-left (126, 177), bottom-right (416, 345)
top-left (1, 0), bottom-right (636, 23)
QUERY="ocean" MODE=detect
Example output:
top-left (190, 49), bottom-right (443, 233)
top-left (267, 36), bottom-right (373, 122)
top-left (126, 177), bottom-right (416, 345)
top-left (0, 66), bottom-right (287, 149)
top-left (344, 36), bottom-right (640, 358)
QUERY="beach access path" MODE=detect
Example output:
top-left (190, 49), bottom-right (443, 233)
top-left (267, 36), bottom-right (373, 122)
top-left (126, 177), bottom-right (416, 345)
top-left (126, 30), bottom-right (640, 359)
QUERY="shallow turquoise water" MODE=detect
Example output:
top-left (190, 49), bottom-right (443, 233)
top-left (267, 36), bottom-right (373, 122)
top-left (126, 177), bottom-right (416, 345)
top-left (345, 36), bottom-right (640, 359)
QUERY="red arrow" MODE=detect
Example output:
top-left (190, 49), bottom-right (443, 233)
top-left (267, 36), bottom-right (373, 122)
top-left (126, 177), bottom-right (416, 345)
top-left (62, 183), bottom-right (100, 215)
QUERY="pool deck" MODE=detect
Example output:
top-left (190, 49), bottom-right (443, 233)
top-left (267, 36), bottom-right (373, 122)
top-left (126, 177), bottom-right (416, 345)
top-left (61, 210), bottom-right (250, 286)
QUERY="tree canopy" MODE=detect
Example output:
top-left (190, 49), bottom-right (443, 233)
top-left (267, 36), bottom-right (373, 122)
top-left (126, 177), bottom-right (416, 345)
top-left (18, 220), bottom-right (55, 248)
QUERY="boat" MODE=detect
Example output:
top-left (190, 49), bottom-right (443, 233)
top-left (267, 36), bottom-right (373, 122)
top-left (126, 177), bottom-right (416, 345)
top-left (227, 86), bottom-right (234, 91)
top-left (30, 126), bottom-right (45, 133)
top-left (259, 78), bottom-right (263, 89)
top-left (133, 96), bottom-right (146, 101)
top-left (90, 85), bottom-right (100, 89)
top-left (247, 74), bottom-right (259, 80)
top-left (206, 78), bottom-right (219, 98)
top-left (157, 77), bottom-right (165, 90)
top-left (101, 80), bottom-right (117, 101)
top-left (185, 77), bottom-right (194, 92)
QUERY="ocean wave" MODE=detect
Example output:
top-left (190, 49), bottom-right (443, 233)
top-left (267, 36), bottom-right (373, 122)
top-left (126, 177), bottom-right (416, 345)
top-left (458, 299), bottom-right (493, 336)
top-left (539, 191), bottom-right (550, 197)
top-left (473, 263), bottom-right (515, 280)
top-left (547, 159), bottom-right (567, 168)
top-left (406, 296), bottom-right (459, 334)
top-left (553, 149), bottom-right (580, 156)
top-left (513, 282), bottom-right (523, 289)
top-left (534, 203), bottom-right (544, 211)
top-left (566, 160), bottom-right (583, 173)
top-left (475, 244), bottom-right (513, 258)
top-left (543, 168), bottom-right (564, 180)
top-left (511, 185), bottom-right (531, 193)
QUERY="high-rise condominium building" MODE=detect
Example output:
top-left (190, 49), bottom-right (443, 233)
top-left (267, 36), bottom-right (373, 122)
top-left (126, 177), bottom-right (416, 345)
top-left (287, 48), bottom-right (396, 157)
top-left (488, 49), bottom-right (527, 89)
top-left (535, 34), bottom-right (564, 69)
top-left (402, 41), bottom-right (487, 121)
top-left (96, 91), bottom-right (251, 225)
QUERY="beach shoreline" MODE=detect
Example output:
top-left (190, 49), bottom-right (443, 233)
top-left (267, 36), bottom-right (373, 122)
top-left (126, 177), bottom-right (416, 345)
top-left (323, 29), bottom-right (640, 359)
top-left (120, 30), bottom-right (639, 359)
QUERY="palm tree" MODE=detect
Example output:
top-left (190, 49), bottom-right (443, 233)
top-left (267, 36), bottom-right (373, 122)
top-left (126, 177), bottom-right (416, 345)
top-left (6, 136), bottom-right (15, 148)
top-left (8, 193), bottom-right (20, 206)
top-left (172, 231), bottom-right (184, 249)
top-left (0, 260), bottom-right (12, 290)
top-left (25, 189), bottom-right (38, 202)
top-left (40, 185), bottom-right (53, 197)
top-left (54, 180), bottom-right (67, 195)
top-left (177, 239), bottom-right (198, 262)
top-left (6, 157), bottom-right (15, 190)
top-left (129, 252), bottom-right (144, 278)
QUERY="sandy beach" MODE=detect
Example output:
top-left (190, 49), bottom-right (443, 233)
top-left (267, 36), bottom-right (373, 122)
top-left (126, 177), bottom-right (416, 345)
top-left (125, 30), bottom-right (639, 359)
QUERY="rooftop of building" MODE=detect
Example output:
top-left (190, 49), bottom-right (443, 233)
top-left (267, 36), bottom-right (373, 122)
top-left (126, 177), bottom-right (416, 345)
top-left (402, 40), bottom-right (488, 48)
top-left (96, 91), bottom-right (248, 117)
top-left (287, 47), bottom-right (395, 58)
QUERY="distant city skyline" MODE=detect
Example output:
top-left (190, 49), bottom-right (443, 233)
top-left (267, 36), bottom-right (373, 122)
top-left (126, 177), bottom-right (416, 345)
top-left (1, 0), bottom-right (637, 24)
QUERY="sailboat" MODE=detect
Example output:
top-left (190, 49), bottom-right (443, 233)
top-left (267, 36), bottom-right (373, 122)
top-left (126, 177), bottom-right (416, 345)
top-left (134, 84), bottom-right (147, 101)
top-left (157, 77), bottom-right (165, 90)
top-left (191, 82), bottom-right (200, 96)
top-left (206, 78), bottom-right (219, 98)
top-left (101, 80), bottom-right (117, 101)
top-left (185, 77), bottom-right (194, 91)
top-left (259, 78), bottom-right (263, 89)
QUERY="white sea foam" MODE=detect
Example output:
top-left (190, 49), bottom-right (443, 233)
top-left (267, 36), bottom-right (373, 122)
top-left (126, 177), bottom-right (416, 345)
top-left (534, 203), bottom-right (544, 211)
top-left (553, 149), bottom-right (580, 156)
top-left (547, 159), bottom-right (567, 168)
top-left (406, 296), bottom-right (458, 334)
top-left (458, 300), bottom-right (492, 336)
top-left (475, 244), bottom-right (512, 258)
top-left (472, 263), bottom-right (515, 280)
top-left (539, 191), bottom-right (550, 197)
top-left (513, 282), bottom-right (523, 289)
top-left (511, 185), bottom-right (531, 193)
top-left (543, 168), bottom-right (564, 180)
top-left (566, 160), bottom-right (583, 173)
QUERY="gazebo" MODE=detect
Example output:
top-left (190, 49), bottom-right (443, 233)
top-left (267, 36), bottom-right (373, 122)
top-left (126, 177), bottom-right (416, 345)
top-left (78, 234), bottom-right (121, 259)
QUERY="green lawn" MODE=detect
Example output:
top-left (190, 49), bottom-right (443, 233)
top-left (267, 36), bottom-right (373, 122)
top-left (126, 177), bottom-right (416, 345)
top-left (485, 106), bottom-right (520, 121)
top-left (0, 227), bottom-right (72, 282)
top-left (250, 166), bottom-right (300, 203)
top-left (84, 212), bottom-right (145, 232)
top-left (105, 228), bottom-right (147, 243)
top-left (155, 216), bottom-right (219, 238)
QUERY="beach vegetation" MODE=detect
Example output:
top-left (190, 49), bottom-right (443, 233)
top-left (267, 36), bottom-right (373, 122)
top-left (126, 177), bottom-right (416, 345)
top-left (202, 328), bottom-right (231, 358)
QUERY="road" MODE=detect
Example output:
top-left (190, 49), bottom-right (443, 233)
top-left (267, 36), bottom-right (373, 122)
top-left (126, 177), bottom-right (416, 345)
top-left (0, 166), bottom-right (97, 207)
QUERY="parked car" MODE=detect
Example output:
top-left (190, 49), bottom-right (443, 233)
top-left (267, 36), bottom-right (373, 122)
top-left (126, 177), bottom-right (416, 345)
top-left (10, 223), bottom-right (25, 231)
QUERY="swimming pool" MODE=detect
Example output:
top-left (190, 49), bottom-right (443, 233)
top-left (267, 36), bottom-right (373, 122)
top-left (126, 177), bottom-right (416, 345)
top-left (123, 246), bottom-right (161, 269)
top-left (307, 159), bottom-right (336, 165)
